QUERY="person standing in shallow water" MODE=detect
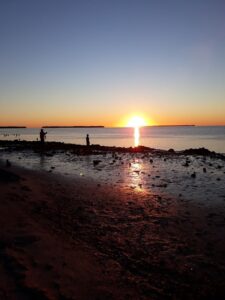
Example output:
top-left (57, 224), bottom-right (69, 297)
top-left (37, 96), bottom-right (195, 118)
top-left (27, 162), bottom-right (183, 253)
top-left (86, 134), bottom-right (90, 146)
top-left (40, 128), bottom-right (47, 144)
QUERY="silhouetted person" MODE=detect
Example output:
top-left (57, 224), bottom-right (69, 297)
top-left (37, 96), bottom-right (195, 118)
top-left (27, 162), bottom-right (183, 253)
top-left (86, 134), bottom-right (90, 146)
top-left (6, 159), bottom-right (11, 167)
top-left (40, 128), bottom-right (47, 144)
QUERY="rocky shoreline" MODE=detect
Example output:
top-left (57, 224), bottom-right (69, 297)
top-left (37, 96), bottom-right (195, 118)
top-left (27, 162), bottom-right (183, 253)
top-left (1, 140), bottom-right (224, 158)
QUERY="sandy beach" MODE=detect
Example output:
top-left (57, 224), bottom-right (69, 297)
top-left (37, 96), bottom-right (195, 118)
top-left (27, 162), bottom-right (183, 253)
top-left (1, 142), bottom-right (225, 299)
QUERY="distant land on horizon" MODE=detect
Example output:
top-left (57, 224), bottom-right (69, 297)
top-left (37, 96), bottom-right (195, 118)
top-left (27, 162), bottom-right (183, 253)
top-left (0, 125), bottom-right (215, 129)
top-left (124, 125), bottom-right (196, 128)
top-left (0, 126), bottom-right (27, 128)
top-left (144, 125), bottom-right (195, 127)
top-left (2, 125), bottom-right (225, 129)
top-left (43, 126), bottom-right (105, 128)
top-left (43, 125), bottom-right (195, 129)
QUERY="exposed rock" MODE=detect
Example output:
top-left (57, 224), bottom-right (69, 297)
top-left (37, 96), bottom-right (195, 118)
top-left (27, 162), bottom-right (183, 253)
top-left (93, 160), bottom-right (102, 166)
top-left (191, 172), bottom-right (196, 178)
top-left (168, 148), bottom-right (175, 153)
top-left (183, 161), bottom-right (190, 167)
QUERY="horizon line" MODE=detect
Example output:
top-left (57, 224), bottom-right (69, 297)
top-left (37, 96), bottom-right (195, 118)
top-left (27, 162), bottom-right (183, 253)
top-left (1, 124), bottom-right (225, 129)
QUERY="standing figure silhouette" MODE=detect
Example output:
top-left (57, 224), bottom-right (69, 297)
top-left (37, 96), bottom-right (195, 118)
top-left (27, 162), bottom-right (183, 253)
top-left (40, 128), bottom-right (47, 144)
top-left (86, 134), bottom-right (90, 146)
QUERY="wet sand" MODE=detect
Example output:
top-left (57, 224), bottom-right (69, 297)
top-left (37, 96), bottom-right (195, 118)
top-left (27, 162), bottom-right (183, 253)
top-left (0, 165), bottom-right (138, 299)
top-left (0, 142), bottom-right (225, 299)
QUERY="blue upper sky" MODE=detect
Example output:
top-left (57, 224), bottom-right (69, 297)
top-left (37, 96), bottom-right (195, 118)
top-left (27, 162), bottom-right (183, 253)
top-left (0, 0), bottom-right (225, 126)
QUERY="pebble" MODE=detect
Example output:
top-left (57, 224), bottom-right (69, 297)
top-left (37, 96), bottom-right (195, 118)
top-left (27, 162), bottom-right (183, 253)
top-left (93, 160), bottom-right (101, 166)
top-left (191, 172), bottom-right (196, 178)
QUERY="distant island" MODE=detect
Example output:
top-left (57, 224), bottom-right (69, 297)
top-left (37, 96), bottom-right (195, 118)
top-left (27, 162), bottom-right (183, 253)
top-left (43, 126), bottom-right (104, 128)
top-left (144, 125), bottom-right (195, 127)
top-left (0, 126), bottom-right (26, 128)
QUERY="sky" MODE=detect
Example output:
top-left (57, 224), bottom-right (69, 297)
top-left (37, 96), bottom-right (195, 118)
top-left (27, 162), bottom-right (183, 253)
top-left (0, 0), bottom-right (225, 127)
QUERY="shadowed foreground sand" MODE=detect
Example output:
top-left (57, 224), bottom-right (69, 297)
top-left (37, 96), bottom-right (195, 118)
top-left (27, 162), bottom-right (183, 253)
top-left (1, 163), bottom-right (225, 299)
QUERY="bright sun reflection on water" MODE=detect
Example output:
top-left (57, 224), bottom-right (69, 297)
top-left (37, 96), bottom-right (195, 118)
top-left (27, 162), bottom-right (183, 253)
top-left (129, 159), bottom-right (144, 192)
top-left (134, 126), bottom-right (140, 147)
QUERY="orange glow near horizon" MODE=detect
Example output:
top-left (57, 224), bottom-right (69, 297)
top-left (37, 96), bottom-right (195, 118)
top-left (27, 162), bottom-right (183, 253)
top-left (1, 113), bottom-right (225, 128)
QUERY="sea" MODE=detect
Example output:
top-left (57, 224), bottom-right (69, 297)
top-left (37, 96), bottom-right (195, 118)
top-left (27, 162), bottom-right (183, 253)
top-left (1, 126), bottom-right (225, 154)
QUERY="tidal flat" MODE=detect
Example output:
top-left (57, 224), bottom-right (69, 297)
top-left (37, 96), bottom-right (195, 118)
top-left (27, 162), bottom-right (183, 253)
top-left (0, 141), bottom-right (225, 299)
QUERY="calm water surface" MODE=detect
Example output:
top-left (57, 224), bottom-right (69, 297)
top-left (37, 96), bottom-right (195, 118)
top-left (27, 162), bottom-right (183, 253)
top-left (1, 126), bottom-right (225, 153)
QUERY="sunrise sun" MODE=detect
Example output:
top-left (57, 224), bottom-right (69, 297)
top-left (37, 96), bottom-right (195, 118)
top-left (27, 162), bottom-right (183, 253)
top-left (127, 116), bottom-right (148, 128)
